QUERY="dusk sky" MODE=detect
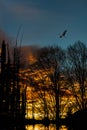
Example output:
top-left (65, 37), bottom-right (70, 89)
top-left (0, 0), bottom-right (87, 48)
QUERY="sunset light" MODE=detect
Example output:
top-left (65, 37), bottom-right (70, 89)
top-left (0, 0), bottom-right (87, 129)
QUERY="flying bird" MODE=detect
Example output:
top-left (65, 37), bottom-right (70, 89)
top-left (59, 30), bottom-right (67, 38)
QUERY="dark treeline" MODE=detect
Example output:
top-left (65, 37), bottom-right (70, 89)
top-left (0, 40), bottom-right (26, 129)
top-left (27, 41), bottom-right (87, 129)
top-left (0, 40), bottom-right (87, 129)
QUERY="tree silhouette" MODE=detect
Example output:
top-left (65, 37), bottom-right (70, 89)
top-left (65, 41), bottom-right (87, 113)
top-left (27, 45), bottom-right (65, 129)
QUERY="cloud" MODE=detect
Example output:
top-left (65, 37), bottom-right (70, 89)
top-left (8, 3), bottom-right (44, 21)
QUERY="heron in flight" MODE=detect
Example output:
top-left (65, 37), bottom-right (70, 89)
top-left (59, 30), bottom-right (67, 38)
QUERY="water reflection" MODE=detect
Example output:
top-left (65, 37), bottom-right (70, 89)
top-left (59, 125), bottom-right (68, 130)
top-left (0, 124), bottom-right (69, 130)
top-left (25, 124), bottom-right (68, 130)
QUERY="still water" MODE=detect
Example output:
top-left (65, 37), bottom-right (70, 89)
top-left (25, 124), bottom-right (68, 130)
top-left (0, 124), bottom-right (68, 130)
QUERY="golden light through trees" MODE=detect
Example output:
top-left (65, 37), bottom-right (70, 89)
top-left (18, 46), bottom-right (75, 119)
top-left (0, 40), bottom-right (87, 130)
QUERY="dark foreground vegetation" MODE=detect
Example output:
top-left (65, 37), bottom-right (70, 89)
top-left (0, 39), bottom-right (87, 130)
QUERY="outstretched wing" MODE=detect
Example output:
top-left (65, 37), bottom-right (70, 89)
top-left (59, 30), bottom-right (67, 38)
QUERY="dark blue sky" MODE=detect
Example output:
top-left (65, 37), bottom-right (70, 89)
top-left (0, 0), bottom-right (87, 48)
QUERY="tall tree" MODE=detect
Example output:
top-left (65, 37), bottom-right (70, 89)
top-left (65, 41), bottom-right (87, 112)
top-left (28, 45), bottom-right (65, 128)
